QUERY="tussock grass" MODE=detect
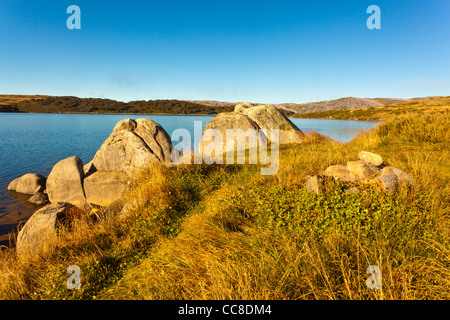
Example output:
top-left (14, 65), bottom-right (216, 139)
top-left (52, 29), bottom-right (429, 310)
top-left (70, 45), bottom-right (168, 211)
top-left (0, 100), bottom-right (449, 300)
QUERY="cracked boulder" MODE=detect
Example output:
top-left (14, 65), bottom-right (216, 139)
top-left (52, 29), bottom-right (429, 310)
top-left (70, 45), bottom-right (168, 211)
top-left (92, 118), bottom-right (173, 177)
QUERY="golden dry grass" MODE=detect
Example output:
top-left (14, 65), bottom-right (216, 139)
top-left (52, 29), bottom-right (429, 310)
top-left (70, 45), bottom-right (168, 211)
top-left (0, 101), bottom-right (449, 300)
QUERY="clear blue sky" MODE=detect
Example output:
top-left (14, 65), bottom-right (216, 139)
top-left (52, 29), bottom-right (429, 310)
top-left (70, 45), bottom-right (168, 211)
top-left (0, 0), bottom-right (449, 103)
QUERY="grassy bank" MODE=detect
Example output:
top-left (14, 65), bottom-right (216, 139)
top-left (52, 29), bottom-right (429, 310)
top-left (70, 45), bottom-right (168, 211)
top-left (0, 107), bottom-right (449, 299)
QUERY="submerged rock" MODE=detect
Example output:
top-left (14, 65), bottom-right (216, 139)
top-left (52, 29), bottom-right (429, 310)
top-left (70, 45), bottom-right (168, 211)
top-left (28, 192), bottom-right (49, 206)
top-left (7, 173), bottom-right (46, 195)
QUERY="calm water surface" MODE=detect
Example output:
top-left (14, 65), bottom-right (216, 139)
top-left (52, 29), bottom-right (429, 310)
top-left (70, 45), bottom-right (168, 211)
top-left (0, 113), bottom-right (378, 246)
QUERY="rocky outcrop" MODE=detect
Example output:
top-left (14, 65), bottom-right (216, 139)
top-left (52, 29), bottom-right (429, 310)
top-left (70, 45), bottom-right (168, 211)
top-left (8, 118), bottom-right (175, 262)
top-left (7, 173), bottom-right (46, 194)
top-left (16, 202), bottom-right (73, 261)
top-left (8, 118), bottom-right (173, 213)
top-left (306, 152), bottom-right (414, 194)
top-left (84, 171), bottom-right (130, 207)
top-left (201, 103), bottom-right (305, 157)
top-left (92, 118), bottom-right (172, 177)
top-left (46, 156), bottom-right (89, 210)
top-left (202, 112), bottom-right (263, 155)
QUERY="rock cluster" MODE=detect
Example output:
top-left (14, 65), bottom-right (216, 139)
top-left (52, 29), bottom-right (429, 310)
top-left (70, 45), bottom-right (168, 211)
top-left (9, 108), bottom-right (304, 260)
top-left (305, 151), bottom-right (414, 194)
top-left (8, 118), bottom-right (173, 260)
top-left (9, 118), bottom-right (173, 211)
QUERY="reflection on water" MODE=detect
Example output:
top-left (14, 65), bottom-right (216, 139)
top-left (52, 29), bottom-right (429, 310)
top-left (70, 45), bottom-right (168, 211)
top-left (0, 113), bottom-right (378, 245)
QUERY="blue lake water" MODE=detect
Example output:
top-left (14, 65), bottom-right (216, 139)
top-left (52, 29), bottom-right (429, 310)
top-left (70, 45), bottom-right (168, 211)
top-left (0, 113), bottom-right (378, 245)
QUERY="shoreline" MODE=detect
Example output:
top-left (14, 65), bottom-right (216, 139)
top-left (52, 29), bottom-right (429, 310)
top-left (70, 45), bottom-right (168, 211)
top-left (0, 111), bottom-right (380, 122)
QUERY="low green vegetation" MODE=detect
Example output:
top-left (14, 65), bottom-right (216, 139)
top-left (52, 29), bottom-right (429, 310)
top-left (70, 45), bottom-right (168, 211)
top-left (0, 98), bottom-right (449, 300)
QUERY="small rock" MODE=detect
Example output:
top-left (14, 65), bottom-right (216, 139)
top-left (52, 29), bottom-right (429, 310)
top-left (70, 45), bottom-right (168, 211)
top-left (28, 192), bottom-right (49, 206)
top-left (358, 151), bottom-right (383, 167)
top-left (305, 175), bottom-right (333, 194)
top-left (374, 174), bottom-right (398, 192)
top-left (347, 160), bottom-right (380, 181)
top-left (381, 166), bottom-right (414, 184)
top-left (323, 165), bottom-right (360, 183)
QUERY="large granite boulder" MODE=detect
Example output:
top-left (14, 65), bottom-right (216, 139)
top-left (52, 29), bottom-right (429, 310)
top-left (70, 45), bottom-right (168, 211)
top-left (7, 173), bottom-right (46, 194)
top-left (200, 104), bottom-right (305, 159)
top-left (134, 118), bottom-right (173, 163)
top-left (16, 202), bottom-right (73, 261)
top-left (46, 156), bottom-right (89, 210)
top-left (84, 171), bottom-right (130, 207)
top-left (202, 112), bottom-right (262, 155)
top-left (92, 118), bottom-right (172, 177)
top-left (235, 103), bottom-right (305, 144)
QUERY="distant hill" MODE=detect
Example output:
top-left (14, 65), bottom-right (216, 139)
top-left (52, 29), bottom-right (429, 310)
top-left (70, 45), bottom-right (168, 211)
top-left (1, 94), bottom-right (409, 115)
top-left (184, 100), bottom-right (237, 108)
top-left (0, 95), bottom-right (234, 115)
top-left (290, 96), bottom-right (450, 120)
top-left (274, 97), bottom-right (408, 114)
top-left (187, 97), bottom-right (408, 114)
